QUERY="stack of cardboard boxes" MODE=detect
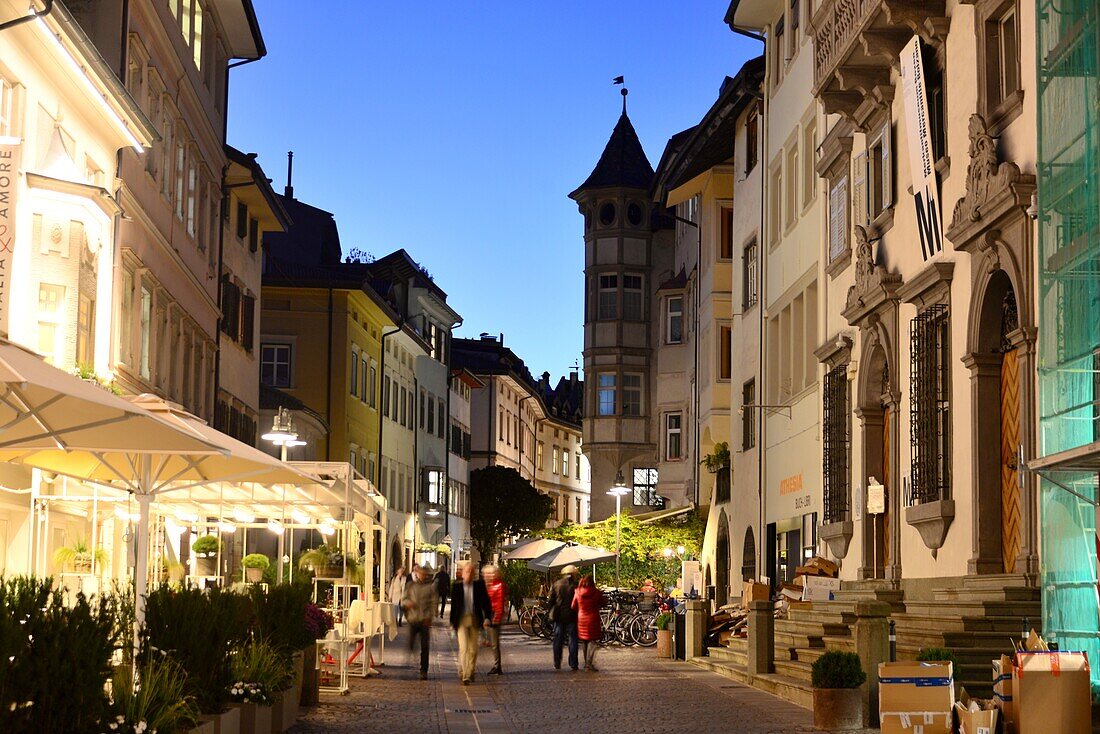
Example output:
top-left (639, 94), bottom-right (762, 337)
top-left (993, 631), bottom-right (1091, 734)
top-left (793, 556), bottom-right (841, 602)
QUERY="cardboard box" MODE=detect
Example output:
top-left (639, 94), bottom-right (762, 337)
top-left (992, 655), bottom-right (1015, 733)
top-left (741, 581), bottom-right (769, 607)
top-left (955, 703), bottom-right (998, 734)
top-left (878, 661), bottom-right (954, 734)
top-left (779, 583), bottom-right (803, 601)
top-left (808, 556), bottom-right (839, 576)
top-left (1013, 652), bottom-right (1091, 734)
top-left (795, 574), bottom-right (841, 601)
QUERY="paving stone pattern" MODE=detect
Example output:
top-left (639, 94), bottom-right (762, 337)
top-left (290, 627), bottom-right (829, 733)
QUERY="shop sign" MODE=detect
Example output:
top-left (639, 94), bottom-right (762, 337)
top-left (899, 36), bottom-right (943, 261)
top-left (0, 138), bottom-right (18, 338)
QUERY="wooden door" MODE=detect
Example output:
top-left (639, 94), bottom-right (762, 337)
top-left (1001, 348), bottom-right (1021, 573)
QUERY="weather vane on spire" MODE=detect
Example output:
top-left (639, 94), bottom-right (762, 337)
top-left (613, 75), bottom-right (627, 114)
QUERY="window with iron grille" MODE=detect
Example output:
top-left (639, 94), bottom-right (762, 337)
top-left (822, 363), bottom-right (850, 523)
top-left (633, 467), bottom-right (663, 507)
top-left (909, 304), bottom-right (951, 504)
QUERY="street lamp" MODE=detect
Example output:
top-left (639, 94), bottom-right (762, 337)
top-left (606, 469), bottom-right (630, 588)
top-left (262, 408), bottom-right (307, 583)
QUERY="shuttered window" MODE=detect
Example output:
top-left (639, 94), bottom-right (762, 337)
top-left (240, 294), bottom-right (255, 351)
top-left (828, 174), bottom-right (849, 262)
top-left (852, 151), bottom-right (868, 229)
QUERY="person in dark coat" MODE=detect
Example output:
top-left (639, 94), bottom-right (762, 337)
top-left (434, 566), bottom-right (451, 617)
top-left (547, 564), bottom-right (580, 670)
top-left (402, 565), bottom-right (438, 680)
top-left (571, 575), bottom-right (604, 671)
top-left (449, 561), bottom-right (493, 685)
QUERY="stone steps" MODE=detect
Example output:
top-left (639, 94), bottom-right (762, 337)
top-left (688, 657), bottom-right (813, 709)
top-left (773, 658), bottom-right (813, 681)
top-left (709, 644), bottom-right (747, 667)
top-left (902, 599), bottom-right (1040, 619)
top-left (893, 612), bottom-right (1033, 634)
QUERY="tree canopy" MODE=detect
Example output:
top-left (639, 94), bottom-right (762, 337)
top-left (469, 466), bottom-right (553, 559)
top-left (540, 509), bottom-right (704, 590)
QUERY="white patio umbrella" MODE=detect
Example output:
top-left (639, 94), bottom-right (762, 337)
top-left (527, 542), bottom-right (618, 572)
top-left (501, 537), bottom-right (567, 561)
top-left (0, 386), bottom-right (321, 650)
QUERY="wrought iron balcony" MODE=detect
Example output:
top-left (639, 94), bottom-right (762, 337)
top-left (811, 0), bottom-right (947, 126)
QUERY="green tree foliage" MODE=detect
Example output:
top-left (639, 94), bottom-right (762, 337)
top-left (540, 509), bottom-right (704, 590)
top-left (469, 466), bottom-right (553, 559)
top-left (498, 561), bottom-right (544, 612)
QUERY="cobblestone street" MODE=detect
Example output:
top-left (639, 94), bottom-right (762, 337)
top-left (290, 627), bottom-right (818, 733)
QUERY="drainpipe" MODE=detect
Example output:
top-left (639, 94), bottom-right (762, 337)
top-left (0, 0), bottom-right (53, 32)
top-left (377, 327), bottom-right (400, 484)
top-left (757, 27), bottom-right (771, 582)
top-left (324, 287), bottom-right (333, 460)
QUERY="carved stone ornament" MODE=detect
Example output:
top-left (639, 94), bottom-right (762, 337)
top-left (949, 114), bottom-right (1024, 229)
top-left (844, 225), bottom-right (902, 316)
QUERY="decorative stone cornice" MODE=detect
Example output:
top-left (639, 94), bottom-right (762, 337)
top-left (946, 114), bottom-right (1036, 252)
top-left (814, 333), bottom-right (854, 366)
top-left (897, 260), bottom-right (954, 308)
top-left (841, 225), bottom-right (902, 325)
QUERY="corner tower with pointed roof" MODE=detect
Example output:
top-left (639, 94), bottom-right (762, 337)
top-left (570, 107), bottom-right (672, 521)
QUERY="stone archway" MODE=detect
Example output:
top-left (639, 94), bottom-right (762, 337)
top-left (741, 527), bottom-right (756, 581)
top-left (963, 270), bottom-right (1022, 573)
top-left (715, 512), bottom-right (730, 606)
top-left (390, 536), bottom-right (403, 577)
top-left (856, 341), bottom-right (892, 580)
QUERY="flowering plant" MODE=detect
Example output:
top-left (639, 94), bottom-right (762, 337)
top-left (226, 680), bottom-right (273, 706)
top-left (105, 713), bottom-right (154, 733)
top-left (303, 603), bottom-right (333, 639)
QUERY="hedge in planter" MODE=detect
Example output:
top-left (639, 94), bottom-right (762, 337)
top-left (143, 586), bottom-right (253, 715)
top-left (242, 554), bottom-right (270, 582)
top-left (250, 583), bottom-right (313, 660)
top-left (0, 575), bottom-right (120, 733)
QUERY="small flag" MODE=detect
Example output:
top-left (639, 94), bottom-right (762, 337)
top-left (612, 76), bottom-right (624, 85)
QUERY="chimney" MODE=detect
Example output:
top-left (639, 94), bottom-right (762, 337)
top-left (541, 371), bottom-right (550, 392)
top-left (569, 370), bottom-right (578, 388)
top-left (284, 151), bottom-right (294, 198)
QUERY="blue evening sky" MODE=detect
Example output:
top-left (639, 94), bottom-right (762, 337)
top-left (229, 2), bottom-right (759, 379)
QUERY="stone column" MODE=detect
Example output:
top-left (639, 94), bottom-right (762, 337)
top-left (853, 601), bottom-right (891, 727)
top-left (684, 600), bottom-right (708, 660)
top-left (962, 352), bottom-right (1005, 575)
top-left (747, 599), bottom-right (774, 675)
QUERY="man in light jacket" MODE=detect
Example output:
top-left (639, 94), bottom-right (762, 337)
top-left (449, 561), bottom-right (493, 685)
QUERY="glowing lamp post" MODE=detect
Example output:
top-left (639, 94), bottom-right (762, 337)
top-left (606, 470), bottom-right (630, 588)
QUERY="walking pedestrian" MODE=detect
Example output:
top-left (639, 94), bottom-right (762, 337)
top-left (483, 564), bottom-right (509, 675)
top-left (402, 564), bottom-right (438, 680)
top-left (449, 560), bottom-right (493, 685)
top-left (572, 575), bottom-right (604, 672)
top-left (434, 565), bottom-right (451, 618)
top-left (548, 564), bottom-right (580, 671)
top-left (389, 567), bottom-right (408, 626)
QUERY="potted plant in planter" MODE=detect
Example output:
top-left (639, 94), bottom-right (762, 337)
top-left (228, 640), bottom-right (292, 734)
top-left (191, 535), bottom-right (221, 576)
top-left (654, 612), bottom-right (673, 658)
top-left (111, 656), bottom-right (200, 734)
top-left (700, 442), bottom-right (731, 473)
top-left (241, 554), bottom-right (270, 583)
top-left (811, 650), bottom-right (866, 730)
top-left (53, 539), bottom-right (108, 573)
top-left (298, 544), bottom-right (357, 579)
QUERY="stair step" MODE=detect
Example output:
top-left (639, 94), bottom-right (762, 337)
top-left (708, 645), bottom-right (748, 666)
top-left (902, 600), bottom-right (1040, 618)
top-left (822, 635), bottom-right (855, 652)
top-left (893, 613), bottom-right (1037, 634)
top-left (751, 673), bottom-right (813, 709)
top-left (773, 658), bottom-right (813, 681)
top-left (690, 657), bottom-right (751, 685)
top-left (725, 636), bottom-right (749, 652)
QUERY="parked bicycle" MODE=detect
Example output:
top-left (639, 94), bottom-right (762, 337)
top-left (517, 597), bottom-right (554, 639)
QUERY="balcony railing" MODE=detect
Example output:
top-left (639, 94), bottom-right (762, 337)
top-left (813, 0), bottom-right (875, 87)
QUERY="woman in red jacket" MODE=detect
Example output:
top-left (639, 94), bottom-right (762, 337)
top-left (571, 575), bottom-right (604, 672)
top-left (483, 564), bottom-right (509, 675)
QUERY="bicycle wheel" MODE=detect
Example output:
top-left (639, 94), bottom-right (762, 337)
top-left (518, 607), bottom-right (536, 636)
top-left (535, 610), bottom-right (554, 639)
top-left (630, 612), bottom-right (658, 647)
top-left (614, 617), bottom-right (635, 646)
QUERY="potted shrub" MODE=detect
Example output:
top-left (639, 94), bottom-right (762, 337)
top-left (811, 650), bottom-right (866, 730)
top-left (242, 554), bottom-right (270, 583)
top-left (655, 612), bottom-right (673, 658)
top-left (298, 544), bottom-right (357, 579)
top-left (52, 539), bottom-right (108, 574)
top-left (192, 535), bottom-right (221, 576)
